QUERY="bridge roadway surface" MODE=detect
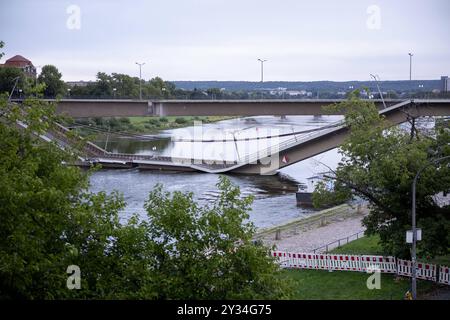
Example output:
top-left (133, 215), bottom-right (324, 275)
top-left (13, 98), bottom-right (403, 118)
top-left (40, 99), bottom-right (450, 175)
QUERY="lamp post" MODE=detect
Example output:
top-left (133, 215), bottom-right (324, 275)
top-left (135, 62), bottom-right (145, 100)
top-left (8, 76), bottom-right (20, 102)
top-left (67, 88), bottom-right (71, 98)
top-left (257, 58), bottom-right (267, 82)
top-left (370, 74), bottom-right (387, 109)
top-left (113, 87), bottom-right (117, 99)
top-left (408, 53), bottom-right (413, 81)
top-left (411, 155), bottom-right (450, 300)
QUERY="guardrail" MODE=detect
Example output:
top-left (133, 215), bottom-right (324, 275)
top-left (312, 230), bottom-right (365, 253)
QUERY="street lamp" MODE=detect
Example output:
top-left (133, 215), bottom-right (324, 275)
top-left (408, 53), bottom-right (413, 81)
top-left (411, 155), bottom-right (450, 300)
top-left (370, 74), bottom-right (387, 109)
top-left (135, 62), bottom-right (145, 100)
top-left (257, 58), bottom-right (267, 83)
top-left (8, 76), bottom-right (20, 102)
top-left (113, 87), bottom-right (117, 99)
top-left (67, 88), bottom-right (71, 98)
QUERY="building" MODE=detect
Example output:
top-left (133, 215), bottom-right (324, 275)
top-left (296, 171), bottom-right (335, 207)
top-left (441, 76), bottom-right (449, 93)
top-left (0, 55), bottom-right (36, 78)
top-left (66, 80), bottom-right (93, 87)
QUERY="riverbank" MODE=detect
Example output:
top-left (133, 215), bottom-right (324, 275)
top-left (254, 203), bottom-right (367, 253)
top-left (69, 115), bottom-right (235, 137)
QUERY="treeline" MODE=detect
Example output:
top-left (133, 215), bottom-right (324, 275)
top-left (173, 80), bottom-right (443, 92)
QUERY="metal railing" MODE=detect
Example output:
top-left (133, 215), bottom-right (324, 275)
top-left (237, 119), bottom-right (346, 167)
top-left (312, 230), bottom-right (365, 253)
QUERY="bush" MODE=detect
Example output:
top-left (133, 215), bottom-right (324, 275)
top-left (147, 118), bottom-right (159, 125)
top-left (119, 117), bottom-right (131, 124)
top-left (159, 117), bottom-right (168, 123)
top-left (175, 117), bottom-right (188, 124)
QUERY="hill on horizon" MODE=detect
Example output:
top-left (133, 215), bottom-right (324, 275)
top-left (172, 80), bottom-right (442, 92)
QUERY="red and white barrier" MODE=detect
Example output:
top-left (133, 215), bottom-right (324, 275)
top-left (271, 251), bottom-right (447, 285)
top-left (272, 251), bottom-right (290, 268)
top-left (315, 254), bottom-right (329, 270)
top-left (288, 253), bottom-right (318, 269)
top-left (362, 255), bottom-right (397, 274)
top-left (327, 254), bottom-right (363, 272)
top-left (439, 266), bottom-right (450, 285)
top-left (397, 259), bottom-right (437, 281)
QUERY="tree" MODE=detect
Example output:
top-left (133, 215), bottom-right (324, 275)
top-left (0, 66), bottom-right (25, 96)
top-left (0, 94), bottom-right (290, 299)
top-left (312, 93), bottom-right (450, 258)
top-left (0, 40), bottom-right (4, 60)
top-left (137, 177), bottom-right (290, 299)
top-left (38, 65), bottom-right (66, 98)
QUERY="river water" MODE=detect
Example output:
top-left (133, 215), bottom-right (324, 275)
top-left (89, 116), bottom-right (343, 228)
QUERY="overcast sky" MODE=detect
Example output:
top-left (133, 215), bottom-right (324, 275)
top-left (1, 0), bottom-right (449, 81)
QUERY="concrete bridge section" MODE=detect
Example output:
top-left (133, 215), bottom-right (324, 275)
top-left (232, 99), bottom-right (450, 174)
top-left (15, 98), bottom-right (401, 118)
top-left (22, 99), bottom-right (450, 175)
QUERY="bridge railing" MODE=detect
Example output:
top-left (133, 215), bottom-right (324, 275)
top-left (239, 119), bottom-right (346, 166)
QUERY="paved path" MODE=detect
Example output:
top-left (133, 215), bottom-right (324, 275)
top-left (261, 215), bottom-right (365, 253)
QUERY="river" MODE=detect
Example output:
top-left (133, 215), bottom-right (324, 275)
top-left (89, 115), bottom-right (343, 228)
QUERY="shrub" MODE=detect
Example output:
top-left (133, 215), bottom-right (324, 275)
top-left (175, 117), bottom-right (188, 124)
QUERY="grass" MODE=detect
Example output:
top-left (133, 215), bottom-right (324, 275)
top-left (71, 115), bottom-right (234, 137)
top-left (128, 116), bottom-right (233, 132)
top-left (330, 235), bottom-right (384, 255)
top-left (330, 235), bottom-right (450, 266)
top-left (281, 235), bottom-right (446, 300)
top-left (281, 269), bottom-right (434, 300)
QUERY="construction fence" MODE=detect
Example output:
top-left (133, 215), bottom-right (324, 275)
top-left (272, 251), bottom-right (450, 286)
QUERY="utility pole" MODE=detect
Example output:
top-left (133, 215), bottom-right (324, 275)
top-left (257, 58), bottom-right (267, 82)
top-left (135, 62), bottom-right (145, 100)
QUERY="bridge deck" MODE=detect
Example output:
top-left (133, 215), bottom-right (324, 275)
top-left (26, 99), bottom-right (450, 175)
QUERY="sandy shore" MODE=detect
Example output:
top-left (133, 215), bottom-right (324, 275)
top-left (254, 204), bottom-right (367, 253)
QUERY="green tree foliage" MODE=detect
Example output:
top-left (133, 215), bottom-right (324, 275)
top-left (313, 93), bottom-right (450, 258)
top-left (0, 66), bottom-right (26, 96)
top-left (38, 65), bottom-right (66, 98)
top-left (0, 94), bottom-right (289, 299)
top-left (69, 73), bottom-right (177, 99)
top-left (0, 41), bottom-right (4, 59)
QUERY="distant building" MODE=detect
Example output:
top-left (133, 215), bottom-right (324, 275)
top-left (0, 55), bottom-right (36, 78)
top-left (296, 171), bottom-right (335, 207)
top-left (66, 80), bottom-right (93, 87)
top-left (441, 76), bottom-right (449, 93)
